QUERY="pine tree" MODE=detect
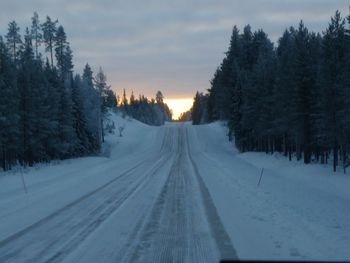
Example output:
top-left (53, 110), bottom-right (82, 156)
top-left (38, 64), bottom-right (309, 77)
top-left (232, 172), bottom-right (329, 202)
top-left (123, 91), bottom-right (172, 125)
top-left (82, 63), bottom-right (94, 86)
top-left (105, 89), bottom-right (117, 108)
top-left (55, 25), bottom-right (68, 78)
top-left (82, 64), bottom-right (101, 150)
top-left (192, 92), bottom-right (204, 125)
top-left (228, 25), bottom-right (254, 149)
top-left (192, 9), bottom-right (350, 172)
top-left (31, 12), bottom-right (42, 59)
top-left (6, 21), bottom-right (22, 61)
top-left (156, 91), bottom-right (164, 104)
top-left (207, 68), bottom-right (222, 121)
top-left (273, 28), bottom-right (297, 159)
top-left (17, 28), bottom-right (45, 165)
top-left (29, 56), bottom-right (55, 163)
top-left (57, 78), bottom-right (77, 158)
top-left (130, 90), bottom-right (136, 105)
top-left (41, 16), bottom-right (58, 68)
top-left (94, 67), bottom-right (110, 143)
top-left (307, 32), bottom-right (323, 163)
top-left (242, 30), bottom-right (276, 152)
top-left (0, 36), bottom-right (20, 170)
top-left (122, 88), bottom-right (128, 114)
top-left (0, 13), bottom-right (116, 169)
top-left (321, 11), bottom-right (347, 171)
top-left (43, 60), bottom-right (61, 159)
top-left (230, 71), bottom-right (244, 148)
top-left (342, 10), bottom-right (350, 171)
top-left (292, 21), bottom-right (314, 162)
top-left (240, 25), bottom-right (254, 71)
top-left (72, 75), bottom-right (91, 154)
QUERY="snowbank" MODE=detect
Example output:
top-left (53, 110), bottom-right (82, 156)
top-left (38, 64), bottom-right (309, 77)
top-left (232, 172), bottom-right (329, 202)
top-left (189, 121), bottom-right (350, 261)
top-left (0, 111), bottom-right (160, 241)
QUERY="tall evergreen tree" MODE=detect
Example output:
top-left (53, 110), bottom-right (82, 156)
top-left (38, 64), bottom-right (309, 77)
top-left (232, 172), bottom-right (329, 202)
top-left (0, 13), bottom-right (118, 170)
top-left (72, 75), bottom-right (92, 154)
top-left (82, 64), bottom-right (101, 150)
top-left (273, 28), bottom-right (297, 159)
top-left (55, 25), bottom-right (68, 78)
top-left (94, 67), bottom-right (111, 143)
top-left (191, 92), bottom-right (208, 125)
top-left (6, 21), bottom-right (22, 61)
top-left (321, 11), bottom-right (347, 171)
top-left (41, 16), bottom-right (58, 68)
top-left (31, 11), bottom-right (42, 59)
top-left (193, 10), bottom-right (350, 172)
top-left (0, 36), bottom-right (20, 170)
top-left (130, 90), bottom-right (136, 105)
top-left (122, 88), bottom-right (128, 114)
top-left (291, 21), bottom-right (314, 162)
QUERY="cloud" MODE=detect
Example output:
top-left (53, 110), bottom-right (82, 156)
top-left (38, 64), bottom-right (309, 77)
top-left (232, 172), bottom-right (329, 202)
top-left (0, 0), bottom-right (349, 99)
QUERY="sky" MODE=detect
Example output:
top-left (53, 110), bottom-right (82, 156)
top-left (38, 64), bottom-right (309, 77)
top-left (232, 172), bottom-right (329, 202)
top-left (0, 0), bottom-right (349, 106)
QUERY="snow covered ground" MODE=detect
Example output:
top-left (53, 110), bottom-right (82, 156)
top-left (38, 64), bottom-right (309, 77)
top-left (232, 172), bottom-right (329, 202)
top-left (0, 113), bottom-right (350, 262)
top-left (190, 121), bottom-right (350, 261)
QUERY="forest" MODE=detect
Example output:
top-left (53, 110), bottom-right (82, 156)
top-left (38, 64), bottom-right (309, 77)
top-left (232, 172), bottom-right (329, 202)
top-left (120, 90), bottom-right (172, 126)
top-left (0, 13), bottom-right (171, 171)
top-left (191, 9), bottom-right (350, 172)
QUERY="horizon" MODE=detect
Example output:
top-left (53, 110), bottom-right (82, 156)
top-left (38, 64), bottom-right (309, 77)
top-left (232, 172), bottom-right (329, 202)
top-left (2, 1), bottom-right (350, 262)
top-left (164, 98), bottom-right (193, 119)
top-left (0, 0), bottom-right (349, 115)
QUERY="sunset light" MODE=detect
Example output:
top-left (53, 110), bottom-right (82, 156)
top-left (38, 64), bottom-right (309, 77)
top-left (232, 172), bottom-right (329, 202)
top-left (164, 99), bottom-right (193, 120)
top-left (2, 1), bottom-right (350, 262)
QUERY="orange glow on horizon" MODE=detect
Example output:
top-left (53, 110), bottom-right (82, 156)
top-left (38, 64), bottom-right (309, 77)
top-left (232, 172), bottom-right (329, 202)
top-left (164, 99), bottom-right (193, 120)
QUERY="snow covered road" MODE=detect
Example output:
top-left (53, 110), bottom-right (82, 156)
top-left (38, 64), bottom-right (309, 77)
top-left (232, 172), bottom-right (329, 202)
top-left (0, 122), bottom-right (237, 263)
top-left (64, 125), bottom-right (237, 263)
top-left (1, 115), bottom-right (350, 262)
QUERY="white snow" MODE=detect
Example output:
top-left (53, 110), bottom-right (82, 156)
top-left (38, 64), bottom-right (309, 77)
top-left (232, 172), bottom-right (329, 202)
top-left (0, 113), bottom-right (160, 241)
top-left (188, 121), bottom-right (350, 261)
top-left (1, 114), bottom-right (350, 262)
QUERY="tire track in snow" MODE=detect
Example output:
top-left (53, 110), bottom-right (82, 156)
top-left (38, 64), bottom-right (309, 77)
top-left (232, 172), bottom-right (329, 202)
top-left (126, 126), bottom-right (222, 263)
top-left (0, 127), bottom-right (174, 263)
top-left (185, 127), bottom-right (238, 261)
top-left (111, 126), bottom-right (179, 263)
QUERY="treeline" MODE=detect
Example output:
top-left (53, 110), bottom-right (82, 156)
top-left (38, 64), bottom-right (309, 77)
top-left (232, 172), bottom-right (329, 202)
top-left (192, 9), bottom-right (350, 172)
top-left (120, 90), bottom-right (172, 126)
top-left (192, 92), bottom-right (209, 125)
top-left (178, 110), bottom-right (191, 122)
top-left (0, 13), bottom-right (117, 171)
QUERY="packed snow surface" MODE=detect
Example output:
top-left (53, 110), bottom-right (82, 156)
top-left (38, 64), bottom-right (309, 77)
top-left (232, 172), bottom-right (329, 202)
top-left (0, 113), bottom-right (350, 262)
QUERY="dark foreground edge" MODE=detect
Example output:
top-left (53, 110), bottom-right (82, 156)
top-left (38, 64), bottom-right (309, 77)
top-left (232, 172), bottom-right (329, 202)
top-left (220, 261), bottom-right (350, 263)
